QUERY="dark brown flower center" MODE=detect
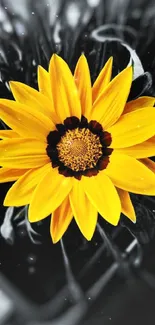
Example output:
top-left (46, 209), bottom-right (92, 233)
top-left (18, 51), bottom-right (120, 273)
top-left (46, 116), bottom-right (113, 180)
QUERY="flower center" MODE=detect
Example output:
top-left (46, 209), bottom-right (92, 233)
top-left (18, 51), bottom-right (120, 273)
top-left (46, 116), bottom-right (113, 179)
top-left (56, 128), bottom-right (103, 172)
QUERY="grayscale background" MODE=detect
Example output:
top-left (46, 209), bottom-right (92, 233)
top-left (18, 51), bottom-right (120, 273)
top-left (0, 0), bottom-right (155, 324)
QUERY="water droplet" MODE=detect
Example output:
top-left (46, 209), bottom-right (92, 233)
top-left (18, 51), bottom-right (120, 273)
top-left (28, 266), bottom-right (35, 274)
top-left (27, 254), bottom-right (37, 264)
top-left (87, 0), bottom-right (101, 7)
top-left (31, 11), bottom-right (35, 15)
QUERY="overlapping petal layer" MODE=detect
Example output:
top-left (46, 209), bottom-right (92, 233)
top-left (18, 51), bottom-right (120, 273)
top-left (108, 108), bottom-right (155, 148)
top-left (51, 197), bottom-right (73, 243)
top-left (38, 65), bottom-right (52, 100)
top-left (0, 138), bottom-right (49, 168)
top-left (116, 136), bottom-right (155, 158)
top-left (28, 167), bottom-right (73, 222)
top-left (69, 179), bottom-right (97, 240)
top-left (74, 55), bottom-right (92, 118)
top-left (116, 187), bottom-right (136, 222)
top-left (0, 99), bottom-right (54, 140)
top-left (92, 57), bottom-right (113, 103)
top-left (105, 152), bottom-right (155, 195)
top-left (49, 54), bottom-right (81, 122)
top-left (91, 66), bottom-right (132, 128)
top-left (0, 130), bottom-right (19, 139)
top-left (0, 168), bottom-right (28, 183)
top-left (82, 172), bottom-right (121, 225)
top-left (10, 81), bottom-right (56, 120)
top-left (124, 96), bottom-right (155, 114)
top-left (4, 164), bottom-right (51, 206)
top-left (140, 158), bottom-right (155, 173)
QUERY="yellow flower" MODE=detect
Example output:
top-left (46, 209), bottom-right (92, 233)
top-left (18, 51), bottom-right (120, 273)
top-left (0, 54), bottom-right (155, 243)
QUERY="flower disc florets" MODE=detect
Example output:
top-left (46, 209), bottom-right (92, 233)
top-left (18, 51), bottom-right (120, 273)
top-left (46, 116), bottom-right (113, 180)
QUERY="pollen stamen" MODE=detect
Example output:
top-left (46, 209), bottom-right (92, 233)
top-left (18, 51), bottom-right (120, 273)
top-left (57, 128), bottom-right (102, 172)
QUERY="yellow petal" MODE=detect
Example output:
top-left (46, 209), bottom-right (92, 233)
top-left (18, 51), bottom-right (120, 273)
top-left (49, 54), bottom-right (81, 123)
top-left (0, 138), bottom-right (49, 168)
top-left (116, 187), bottom-right (136, 223)
top-left (0, 130), bottom-right (19, 139)
top-left (0, 99), bottom-right (54, 140)
top-left (0, 168), bottom-right (28, 183)
top-left (82, 172), bottom-right (121, 226)
top-left (38, 65), bottom-right (53, 100)
top-left (108, 108), bottom-right (155, 148)
top-left (28, 167), bottom-right (73, 222)
top-left (123, 96), bottom-right (155, 114)
top-left (92, 57), bottom-right (113, 103)
top-left (69, 179), bottom-right (97, 240)
top-left (139, 158), bottom-right (155, 173)
top-left (4, 164), bottom-right (51, 206)
top-left (116, 136), bottom-right (155, 158)
top-left (51, 196), bottom-right (73, 243)
top-left (105, 151), bottom-right (155, 195)
top-left (10, 81), bottom-right (56, 121)
top-left (74, 54), bottom-right (92, 118)
top-left (91, 66), bottom-right (132, 128)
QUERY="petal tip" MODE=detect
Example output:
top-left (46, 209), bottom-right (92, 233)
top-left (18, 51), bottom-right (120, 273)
top-left (109, 56), bottom-right (113, 63)
top-left (51, 234), bottom-right (60, 244)
top-left (37, 65), bottom-right (42, 72)
top-left (9, 80), bottom-right (14, 89)
top-left (80, 53), bottom-right (86, 59)
top-left (83, 230), bottom-right (94, 241)
top-left (28, 209), bottom-right (36, 223)
top-left (131, 217), bottom-right (136, 224)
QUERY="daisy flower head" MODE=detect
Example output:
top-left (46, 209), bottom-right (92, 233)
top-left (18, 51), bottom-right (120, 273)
top-left (1, 54), bottom-right (155, 243)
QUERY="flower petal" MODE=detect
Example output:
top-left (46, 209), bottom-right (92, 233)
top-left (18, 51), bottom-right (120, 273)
top-left (91, 66), bottom-right (132, 128)
top-left (74, 54), bottom-right (92, 118)
top-left (105, 151), bottom-right (155, 195)
top-left (108, 108), bottom-right (155, 148)
top-left (69, 179), bottom-right (97, 240)
top-left (28, 167), bottom-right (73, 222)
top-left (38, 65), bottom-right (52, 100)
top-left (139, 158), bottom-right (155, 173)
top-left (0, 99), bottom-right (54, 140)
top-left (116, 187), bottom-right (136, 223)
top-left (51, 196), bottom-right (73, 243)
top-left (116, 136), bottom-right (155, 158)
top-left (10, 81), bottom-right (56, 121)
top-left (82, 172), bottom-right (121, 226)
top-left (49, 54), bottom-right (81, 123)
top-left (92, 57), bottom-right (113, 103)
top-left (0, 168), bottom-right (28, 183)
top-left (0, 130), bottom-right (19, 139)
top-left (4, 164), bottom-right (51, 206)
top-left (0, 138), bottom-right (49, 168)
top-left (123, 96), bottom-right (155, 114)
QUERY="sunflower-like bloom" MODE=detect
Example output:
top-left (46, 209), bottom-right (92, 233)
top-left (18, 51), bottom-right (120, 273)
top-left (0, 54), bottom-right (155, 243)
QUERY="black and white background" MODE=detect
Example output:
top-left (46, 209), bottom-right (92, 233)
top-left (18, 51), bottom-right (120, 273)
top-left (0, 0), bottom-right (155, 324)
